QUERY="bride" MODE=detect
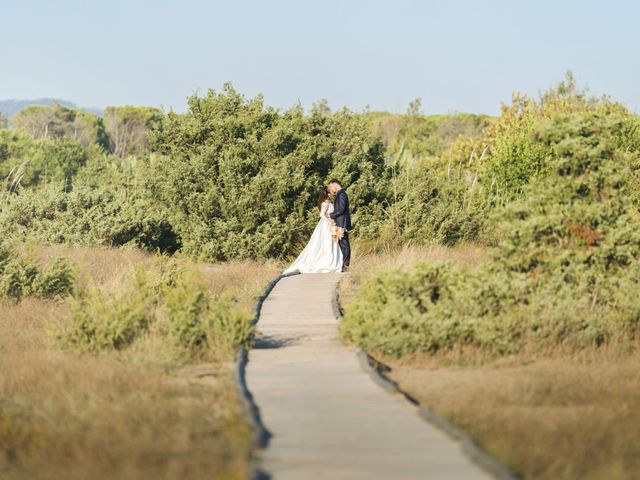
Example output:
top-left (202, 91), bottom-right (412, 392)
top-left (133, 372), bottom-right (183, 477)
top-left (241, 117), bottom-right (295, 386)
top-left (283, 186), bottom-right (343, 274)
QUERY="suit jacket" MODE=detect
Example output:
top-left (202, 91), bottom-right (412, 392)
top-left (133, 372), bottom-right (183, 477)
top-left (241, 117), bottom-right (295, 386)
top-left (330, 189), bottom-right (352, 230)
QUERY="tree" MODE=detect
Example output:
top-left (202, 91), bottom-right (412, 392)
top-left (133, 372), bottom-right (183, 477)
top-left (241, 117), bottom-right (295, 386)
top-left (0, 112), bottom-right (7, 129)
top-left (407, 97), bottom-right (423, 116)
top-left (312, 98), bottom-right (331, 116)
top-left (104, 106), bottom-right (162, 157)
top-left (0, 129), bottom-right (88, 188)
top-left (146, 83), bottom-right (392, 260)
top-left (11, 103), bottom-right (107, 148)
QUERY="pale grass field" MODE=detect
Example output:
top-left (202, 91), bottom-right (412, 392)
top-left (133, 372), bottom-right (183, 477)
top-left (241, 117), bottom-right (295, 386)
top-left (1, 245), bottom-right (280, 480)
top-left (342, 241), bottom-right (640, 480)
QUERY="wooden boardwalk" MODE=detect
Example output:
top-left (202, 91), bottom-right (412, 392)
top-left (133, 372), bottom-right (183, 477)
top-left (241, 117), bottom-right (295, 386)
top-left (245, 273), bottom-right (492, 479)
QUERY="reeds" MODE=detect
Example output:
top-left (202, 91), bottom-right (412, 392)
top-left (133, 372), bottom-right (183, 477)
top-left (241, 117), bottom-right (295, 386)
top-left (1, 160), bottom-right (28, 205)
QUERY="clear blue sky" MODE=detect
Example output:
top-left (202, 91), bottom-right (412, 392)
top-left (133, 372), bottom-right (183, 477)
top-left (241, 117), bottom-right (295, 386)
top-left (2, 0), bottom-right (638, 114)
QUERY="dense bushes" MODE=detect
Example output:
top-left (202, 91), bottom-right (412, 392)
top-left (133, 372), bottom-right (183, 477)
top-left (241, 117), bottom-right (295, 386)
top-left (0, 130), bottom-right (89, 188)
top-left (0, 182), bottom-right (180, 252)
top-left (163, 271), bottom-right (252, 354)
top-left (340, 262), bottom-right (467, 356)
top-left (0, 103), bottom-right (180, 254)
top-left (5, 77), bottom-right (640, 359)
top-left (146, 83), bottom-right (392, 260)
top-left (368, 75), bottom-right (631, 251)
top-left (0, 244), bottom-right (75, 300)
top-left (63, 271), bottom-right (157, 351)
top-left (2, 84), bottom-right (494, 258)
top-left (342, 106), bottom-right (640, 357)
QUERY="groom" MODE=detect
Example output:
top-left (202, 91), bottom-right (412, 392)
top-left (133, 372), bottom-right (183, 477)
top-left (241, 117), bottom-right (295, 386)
top-left (328, 179), bottom-right (352, 272)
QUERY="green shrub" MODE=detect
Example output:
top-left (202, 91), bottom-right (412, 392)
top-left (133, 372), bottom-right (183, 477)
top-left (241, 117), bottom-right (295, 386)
top-left (0, 130), bottom-right (89, 188)
top-left (0, 255), bottom-right (38, 300)
top-left (374, 74), bottom-right (628, 251)
top-left (342, 107), bottom-right (640, 358)
top-left (163, 270), bottom-right (209, 351)
top-left (340, 262), bottom-right (467, 356)
top-left (58, 262), bottom-right (254, 358)
top-left (145, 83), bottom-right (393, 260)
top-left (60, 271), bottom-right (156, 352)
top-left (163, 269), bottom-right (253, 357)
top-left (205, 291), bottom-right (254, 352)
top-left (0, 183), bottom-right (180, 252)
top-left (0, 245), bottom-right (74, 300)
top-left (31, 256), bottom-right (76, 298)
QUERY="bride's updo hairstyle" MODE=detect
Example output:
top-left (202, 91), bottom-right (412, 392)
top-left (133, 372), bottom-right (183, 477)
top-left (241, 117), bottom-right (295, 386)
top-left (317, 186), bottom-right (330, 210)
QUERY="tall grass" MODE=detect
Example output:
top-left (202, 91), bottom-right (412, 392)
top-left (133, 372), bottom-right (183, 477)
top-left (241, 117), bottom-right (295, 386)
top-left (54, 252), bottom-right (278, 364)
top-left (2, 160), bottom-right (28, 205)
top-left (0, 245), bottom-right (280, 479)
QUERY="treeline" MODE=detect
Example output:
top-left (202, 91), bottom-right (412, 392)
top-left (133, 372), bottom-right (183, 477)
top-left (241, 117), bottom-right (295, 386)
top-left (1, 83), bottom-right (489, 259)
top-left (9, 102), bottom-right (160, 155)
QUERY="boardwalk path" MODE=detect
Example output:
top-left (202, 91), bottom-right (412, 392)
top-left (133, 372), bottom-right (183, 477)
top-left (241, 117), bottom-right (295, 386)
top-left (245, 273), bottom-right (493, 480)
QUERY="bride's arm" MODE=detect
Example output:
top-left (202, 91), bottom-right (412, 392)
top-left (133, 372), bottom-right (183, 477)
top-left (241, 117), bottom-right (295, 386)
top-left (321, 202), bottom-right (332, 221)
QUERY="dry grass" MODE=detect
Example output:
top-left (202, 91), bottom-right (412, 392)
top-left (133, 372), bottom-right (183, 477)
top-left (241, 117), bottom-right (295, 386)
top-left (0, 245), bottom-right (281, 480)
top-left (386, 350), bottom-right (640, 480)
top-left (340, 243), bottom-right (640, 479)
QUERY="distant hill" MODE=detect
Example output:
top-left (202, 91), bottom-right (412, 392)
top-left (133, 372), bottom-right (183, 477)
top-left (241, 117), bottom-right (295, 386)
top-left (0, 98), bottom-right (103, 118)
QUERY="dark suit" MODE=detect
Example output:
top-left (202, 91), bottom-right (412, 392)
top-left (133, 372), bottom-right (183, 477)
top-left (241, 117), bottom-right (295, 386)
top-left (330, 188), bottom-right (352, 269)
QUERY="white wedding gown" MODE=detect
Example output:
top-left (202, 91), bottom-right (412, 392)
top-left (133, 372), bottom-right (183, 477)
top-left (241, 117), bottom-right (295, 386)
top-left (283, 201), bottom-right (343, 274)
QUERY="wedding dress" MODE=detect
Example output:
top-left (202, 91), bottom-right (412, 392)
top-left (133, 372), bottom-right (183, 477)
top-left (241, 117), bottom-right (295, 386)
top-left (283, 201), bottom-right (343, 274)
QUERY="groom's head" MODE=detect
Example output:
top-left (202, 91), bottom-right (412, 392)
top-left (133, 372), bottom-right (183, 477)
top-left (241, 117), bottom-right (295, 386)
top-left (328, 179), bottom-right (342, 194)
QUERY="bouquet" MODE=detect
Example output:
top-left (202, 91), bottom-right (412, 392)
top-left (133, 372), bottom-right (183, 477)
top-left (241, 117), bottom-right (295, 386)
top-left (329, 224), bottom-right (344, 242)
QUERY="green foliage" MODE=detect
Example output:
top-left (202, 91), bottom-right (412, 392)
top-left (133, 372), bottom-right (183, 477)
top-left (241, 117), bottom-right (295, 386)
top-left (370, 147), bottom-right (487, 248)
top-left (465, 72), bottom-right (625, 205)
top-left (146, 83), bottom-right (392, 260)
top-left (58, 262), bottom-right (254, 359)
top-left (163, 270), bottom-right (253, 355)
top-left (11, 102), bottom-right (108, 149)
top-left (340, 262), bottom-right (466, 356)
top-left (481, 95), bottom-right (553, 200)
top-left (62, 272), bottom-right (156, 352)
top-left (163, 271), bottom-right (209, 350)
top-left (5, 78), bottom-right (640, 360)
top-left (0, 253), bottom-right (38, 300)
top-left (492, 111), bottom-right (640, 275)
top-left (371, 73), bottom-right (629, 251)
top-left (1, 85), bottom-right (499, 258)
top-left (0, 130), bottom-right (88, 188)
top-left (342, 106), bottom-right (640, 358)
top-left (31, 256), bottom-right (76, 298)
top-left (352, 111), bottom-right (492, 250)
top-left (367, 111), bottom-right (492, 158)
top-left (0, 244), bottom-right (75, 300)
top-left (0, 182), bottom-right (180, 252)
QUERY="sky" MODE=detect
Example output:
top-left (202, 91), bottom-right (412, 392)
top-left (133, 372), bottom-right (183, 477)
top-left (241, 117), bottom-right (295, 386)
top-left (2, 0), bottom-right (638, 115)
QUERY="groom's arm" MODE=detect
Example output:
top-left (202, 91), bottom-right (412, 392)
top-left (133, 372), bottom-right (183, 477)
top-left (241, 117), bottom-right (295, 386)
top-left (330, 193), bottom-right (346, 219)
